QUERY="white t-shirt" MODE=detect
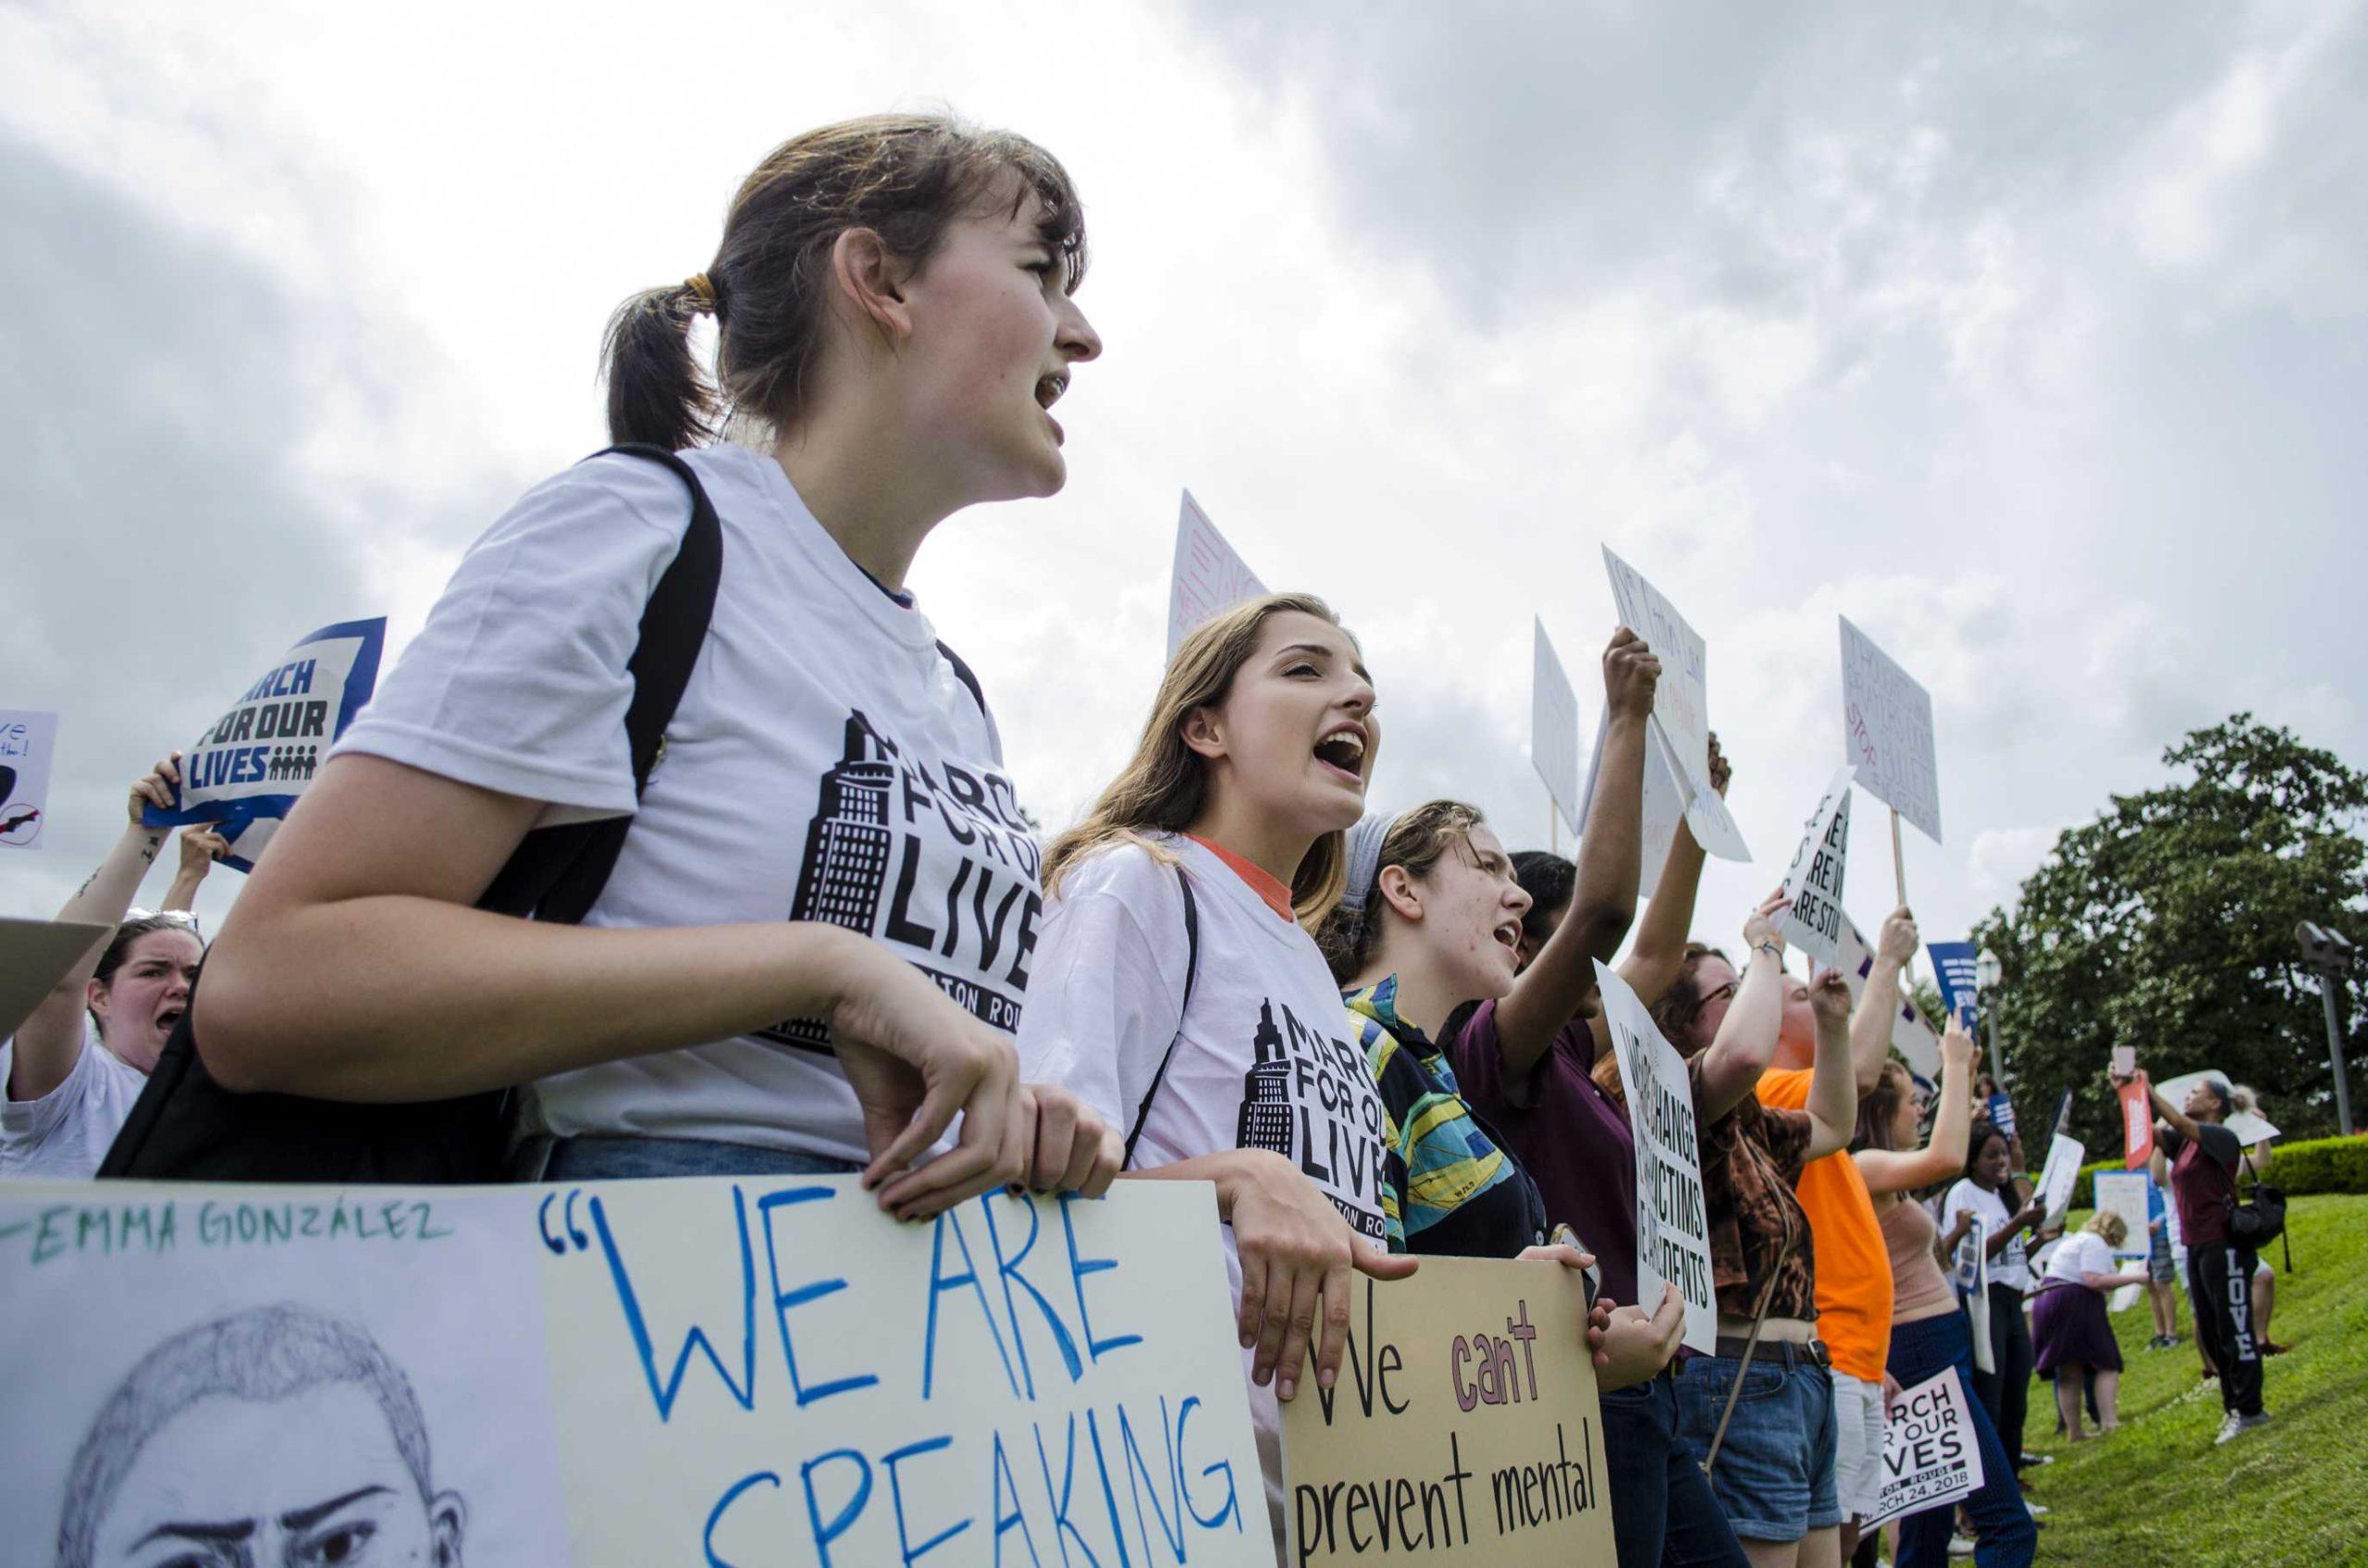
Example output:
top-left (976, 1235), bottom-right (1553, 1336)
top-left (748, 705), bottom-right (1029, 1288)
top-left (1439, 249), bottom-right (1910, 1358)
top-left (2043, 1230), bottom-right (2116, 1287)
top-left (1943, 1179), bottom-right (2030, 1291)
top-left (1018, 834), bottom-right (1390, 1541)
top-left (333, 444), bottom-right (1036, 1162)
top-left (1, 1032), bottom-right (147, 1179)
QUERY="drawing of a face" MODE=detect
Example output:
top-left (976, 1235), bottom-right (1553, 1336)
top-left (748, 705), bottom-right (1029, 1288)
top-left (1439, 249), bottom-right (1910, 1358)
top-left (89, 1381), bottom-right (463, 1567)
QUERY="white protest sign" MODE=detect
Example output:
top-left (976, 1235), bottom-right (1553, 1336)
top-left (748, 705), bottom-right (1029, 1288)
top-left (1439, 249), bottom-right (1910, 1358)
top-left (1835, 914), bottom-right (1941, 1077)
top-left (1600, 549), bottom-right (1748, 861)
top-left (142, 618), bottom-right (387, 870)
top-left (2154, 1070), bottom-right (2280, 1145)
top-left (1167, 491), bottom-right (1267, 661)
top-left (1576, 710), bottom-right (1685, 898)
top-left (1777, 765), bottom-right (1856, 970)
top-left (1530, 620), bottom-right (1584, 838)
top-left (0, 1178), bottom-right (1270, 1568)
top-left (1867, 1369), bottom-right (1985, 1529)
top-left (1838, 616), bottom-right (1942, 842)
top-left (0, 709), bottom-right (60, 849)
top-left (1595, 962), bottom-right (1718, 1354)
top-left (1950, 1216), bottom-right (1993, 1374)
top-left (2090, 1171), bottom-right (2153, 1265)
top-left (2036, 1133), bottom-right (2086, 1224)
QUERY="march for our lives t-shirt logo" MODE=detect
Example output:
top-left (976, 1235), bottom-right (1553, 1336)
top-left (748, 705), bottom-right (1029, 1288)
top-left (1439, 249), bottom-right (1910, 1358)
top-left (759, 710), bottom-right (1040, 1050)
top-left (1237, 995), bottom-right (1388, 1243)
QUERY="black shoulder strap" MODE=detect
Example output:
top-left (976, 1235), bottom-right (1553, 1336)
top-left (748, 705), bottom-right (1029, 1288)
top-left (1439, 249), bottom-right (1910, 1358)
top-left (936, 638), bottom-right (988, 719)
top-left (475, 444), bottom-right (722, 924)
top-left (1122, 860), bottom-right (1200, 1167)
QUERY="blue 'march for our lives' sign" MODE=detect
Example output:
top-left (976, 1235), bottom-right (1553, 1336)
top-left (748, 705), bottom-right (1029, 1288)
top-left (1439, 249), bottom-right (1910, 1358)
top-left (1928, 940), bottom-right (1981, 1029)
top-left (142, 617), bottom-right (385, 870)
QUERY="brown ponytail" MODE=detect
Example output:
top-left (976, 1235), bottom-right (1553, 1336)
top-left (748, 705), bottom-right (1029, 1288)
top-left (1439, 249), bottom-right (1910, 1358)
top-left (599, 112), bottom-right (1087, 451)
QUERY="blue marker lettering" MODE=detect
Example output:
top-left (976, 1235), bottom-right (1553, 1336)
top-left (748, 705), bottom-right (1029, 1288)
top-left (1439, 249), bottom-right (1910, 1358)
top-left (703, 1471), bottom-right (780, 1568)
top-left (1060, 1195), bottom-right (1143, 1364)
top-left (883, 1435), bottom-right (972, 1567)
top-left (1176, 1397), bottom-right (1241, 1533)
top-left (758, 1186), bottom-right (878, 1407)
top-left (1032, 1414), bottom-right (1102, 1568)
top-left (589, 1188), bottom-right (758, 1420)
top-left (982, 1191), bottom-right (1083, 1397)
top-left (1085, 1410), bottom-right (1136, 1568)
top-left (800, 1449), bottom-right (874, 1568)
top-left (924, 1208), bottom-right (1018, 1400)
top-left (992, 1431), bottom-right (1044, 1568)
top-left (1117, 1399), bottom-right (1185, 1562)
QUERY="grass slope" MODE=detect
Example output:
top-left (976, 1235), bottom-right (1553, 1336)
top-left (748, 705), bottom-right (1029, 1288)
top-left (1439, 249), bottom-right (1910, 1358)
top-left (2022, 1192), bottom-right (2368, 1566)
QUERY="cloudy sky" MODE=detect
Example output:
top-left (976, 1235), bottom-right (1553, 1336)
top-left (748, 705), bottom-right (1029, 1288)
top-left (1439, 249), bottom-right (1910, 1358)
top-left (6, 0), bottom-right (2363, 979)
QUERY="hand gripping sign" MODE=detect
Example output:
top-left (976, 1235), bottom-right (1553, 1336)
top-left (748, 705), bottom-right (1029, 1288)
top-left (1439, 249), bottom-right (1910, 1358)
top-left (142, 618), bottom-right (386, 870)
top-left (1596, 962), bottom-right (1719, 1355)
top-left (1600, 548), bottom-right (1748, 861)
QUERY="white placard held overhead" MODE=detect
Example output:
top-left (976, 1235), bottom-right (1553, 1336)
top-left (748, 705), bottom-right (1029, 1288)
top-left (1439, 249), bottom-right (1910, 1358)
top-left (1166, 490), bottom-right (1267, 661)
top-left (1867, 1370), bottom-right (1986, 1528)
top-left (0, 709), bottom-right (60, 850)
top-left (1838, 616), bottom-right (1942, 842)
top-left (1777, 765), bottom-right (1856, 970)
top-left (1600, 549), bottom-right (1748, 860)
top-left (1578, 710), bottom-right (1686, 898)
top-left (1597, 962), bottom-right (1719, 1354)
top-left (2036, 1133), bottom-right (2086, 1224)
top-left (1834, 914), bottom-right (1940, 1076)
top-left (1531, 620), bottom-right (1585, 838)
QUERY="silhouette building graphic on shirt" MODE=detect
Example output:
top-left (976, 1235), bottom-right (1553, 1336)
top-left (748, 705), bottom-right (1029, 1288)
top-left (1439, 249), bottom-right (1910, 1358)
top-left (1237, 1000), bottom-right (1295, 1157)
top-left (760, 713), bottom-right (897, 1050)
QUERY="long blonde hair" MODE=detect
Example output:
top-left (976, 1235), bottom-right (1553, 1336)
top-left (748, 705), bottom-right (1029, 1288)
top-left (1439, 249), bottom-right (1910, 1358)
top-left (1043, 592), bottom-right (1358, 929)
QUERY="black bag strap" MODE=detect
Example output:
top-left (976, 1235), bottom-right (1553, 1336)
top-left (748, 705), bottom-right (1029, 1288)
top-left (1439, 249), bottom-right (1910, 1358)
top-left (1122, 860), bottom-right (1200, 1167)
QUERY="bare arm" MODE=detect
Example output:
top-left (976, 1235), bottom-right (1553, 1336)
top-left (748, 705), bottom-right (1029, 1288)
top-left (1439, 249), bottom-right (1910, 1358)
top-left (1495, 633), bottom-right (1657, 1076)
top-left (1615, 732), bottom-right (1728, 1008)
top-left (1695, 892), bottom-right (1790, 1120)
top-left (1848, 906), bottom-right (1917, 1096)
top-left (7, 759), bottom-right (179, 1102)
top-left (2135, 1070), bottom-right (2203, 1146)
top-left (1855, 1017), bottom-right (1976, 1193)
top-left (1800, 971), bottom-right (1860, 1160)
top-left (158, 827), bottom-right (228, 914)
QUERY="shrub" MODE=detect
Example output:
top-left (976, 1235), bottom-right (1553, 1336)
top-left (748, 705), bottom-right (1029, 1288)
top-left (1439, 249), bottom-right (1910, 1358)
top-left (2264, 1133), bottom-right (2368, 1195)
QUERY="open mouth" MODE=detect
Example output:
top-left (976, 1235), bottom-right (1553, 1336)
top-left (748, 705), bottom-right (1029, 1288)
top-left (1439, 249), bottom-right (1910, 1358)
top-left (1493, 919), bottom-right (1522, 954)
top-left (1313, 724), bottom-right (1367, 783)
top-left (154, 1007), bottom-right (185, 1033)
top-left (1034, 372), bottom-right (1067, 411)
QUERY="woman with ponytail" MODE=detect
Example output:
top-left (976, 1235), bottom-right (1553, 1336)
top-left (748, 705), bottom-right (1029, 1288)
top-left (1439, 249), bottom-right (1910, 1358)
top-left (192, 114), bottom-right (1115, 1208)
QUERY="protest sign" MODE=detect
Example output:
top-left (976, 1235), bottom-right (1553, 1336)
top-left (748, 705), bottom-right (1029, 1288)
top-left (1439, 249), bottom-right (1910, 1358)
top-left (2049, 1088), bottom-right (2076, 1141)
top-left (1599, 548), bottom-right (1747, 861)
top-left (2118, 1080), bottom-right (2155, 1168)
top-left (1576, 707), bottom-right (1685, 898)
top-left (2036, 1134), bottom-right (2085, 1224)
top-left (142, 619), bottom-right (386, 871)
top-left (0, 1178), bottom-right (1269, 1568)
top-left (2091, 1172), bottom-right (2153, 1265)
top-left (0, 709), bottom-right (59, 849)
top-left (1950, 1216), bottom-right (1992, 1374)
top-left (1283, 1257), bottom-right (1611, 1568)
top-left (2154, 1070), bottom-right (2280, 1145)
top-left (1167, 491), bottom-right (1267, 661)
top-left (1835, 914), bottom-right (1941, 1077)
top-left (1595, 963), bottom-right (1718, 1354)
top-left (1987, 1093), bottom-right (2018, 1139)
top-left (1837, 616), bottom-right (1942, 843)
top-left (1928, 941), bottom-right (1981, 1029)
top-left (1530, 620), bottom-right (1583, 839)
top-left (1777, 765), bottom-right (1855, 970)
top-left (0, 917), bottom-right (112, 1043)
top-left (1867, 1370), bottom-right (1986, 1529)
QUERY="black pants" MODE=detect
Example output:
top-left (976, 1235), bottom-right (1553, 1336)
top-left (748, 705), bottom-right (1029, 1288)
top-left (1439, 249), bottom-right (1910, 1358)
top-left (2188, 1241), bottom-right (2264, 1416)
top-left (1967, 1282), bottom-right (2033, 1471)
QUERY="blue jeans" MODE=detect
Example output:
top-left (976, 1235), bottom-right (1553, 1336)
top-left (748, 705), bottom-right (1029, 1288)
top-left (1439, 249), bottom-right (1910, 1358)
top-left (538, 1135), bottom-right (864, 1180)
top-left (1885, 1312), bottom-right (2035, 1568)
top-left (1671, 1352), bottom-right (1840, 1543)
top-left (1601, 1370), bottom-right (1751, 1568)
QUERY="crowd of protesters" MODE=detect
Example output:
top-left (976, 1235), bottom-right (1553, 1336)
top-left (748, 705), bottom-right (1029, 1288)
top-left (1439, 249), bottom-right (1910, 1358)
top-left (1, 111), bottom-right (2290, 1566)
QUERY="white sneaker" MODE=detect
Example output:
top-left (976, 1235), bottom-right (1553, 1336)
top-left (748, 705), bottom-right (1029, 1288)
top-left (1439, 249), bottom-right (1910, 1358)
top-left (2214, 1411), bottom-right (2272, 1445)
top-left (2025, 1500), bottom-right (2051, 1517)
top-left (1948, 1535), bottom-right (1978, 1557)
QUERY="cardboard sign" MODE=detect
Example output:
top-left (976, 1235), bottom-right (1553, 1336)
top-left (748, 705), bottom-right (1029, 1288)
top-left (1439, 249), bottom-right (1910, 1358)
top-left (1777, 765), bottom-right (1855, 969)
top-left (1867, 1370), bottom-right (1985, 1528)
top-left (0, 1178), bottom-right (1269, 1568)
top-left (2153, 1070), bottom-right (2280, 1145)
top-left (0, 709), bottom-right (60, 849)
top-left (1283, 1257), bottom-right (1611, 1568)
top-left (1836, 914), bottom-right (1941, 1077)
top-left (1166, 491), bottom-right (1267, 661)
top-left (1595, 964), bottom-right (1718, 1354)
top-left (142, 619), bottom-right (387, 871)
top-left (1928, 941), bottom-right (1981, 1030)
top-left (1575, 706), bottom-right (1684, 898)
top-left (0, 917), bottom-right (113, 1043)
top-left (1837, 616), bottom-right (1942, 843)
top-left (1950, 1216), bottom-right (1992, 1374)
top-left (2090, 1171), bottom-right (2153, 1264)
top-left (2117, 1080), bottom-right (2155, 1168)
top-left (1599, 549), bottom-right (1747, 861)
top-left (2036, 1133), bottom-right (2085, 1224)
top-left (1529, 621), bottom-right (1584, 838)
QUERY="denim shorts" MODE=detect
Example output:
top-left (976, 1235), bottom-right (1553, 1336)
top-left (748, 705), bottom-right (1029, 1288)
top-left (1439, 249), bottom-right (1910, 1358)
top-left (1671, 1352), bottom-right (1841, 1543)
top-left (536, 1134), bottom-right (865, 1181)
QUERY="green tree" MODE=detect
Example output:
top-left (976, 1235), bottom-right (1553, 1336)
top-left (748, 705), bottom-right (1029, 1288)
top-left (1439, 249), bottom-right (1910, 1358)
top-left (1973, 715), bottom-right (2367, 1153)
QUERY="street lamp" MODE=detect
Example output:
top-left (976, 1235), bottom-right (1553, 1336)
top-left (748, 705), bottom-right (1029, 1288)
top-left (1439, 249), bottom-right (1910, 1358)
top-left (1975, 947), bottom-right (2006, 1086)
top-left (2297, 921), bottom-right (2357, 1137)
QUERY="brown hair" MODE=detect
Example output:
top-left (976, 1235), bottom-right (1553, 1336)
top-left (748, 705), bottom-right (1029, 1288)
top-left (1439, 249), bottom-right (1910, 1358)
top-left (602, 112), bottom-right (1088, 451)
top-left (1853, 1060), bottom-right (1917, 1153)
top-left (1043, 593), bottom-right (1360, 929)
top-left (1316, 799), bottom-right (1485, 981)
top-left (1596, 941), bottom-right (1726, 1102)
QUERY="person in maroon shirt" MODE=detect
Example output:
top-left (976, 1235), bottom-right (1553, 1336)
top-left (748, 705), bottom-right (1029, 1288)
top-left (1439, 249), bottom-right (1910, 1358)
top-left (2115, 1064), bottom-right (2267, 1442)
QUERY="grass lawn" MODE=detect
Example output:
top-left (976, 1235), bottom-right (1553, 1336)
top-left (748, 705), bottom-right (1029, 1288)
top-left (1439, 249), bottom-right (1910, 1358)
top-left (2017, 1192), bottom-right (2368, 1565)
